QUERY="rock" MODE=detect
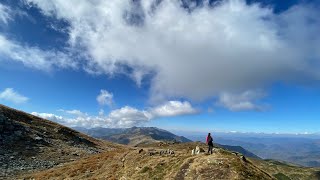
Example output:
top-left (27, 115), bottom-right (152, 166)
top-left (199, 147), bottom-right (205, 152)
top-left (160, 149), bottom-right (174, 155)
top-left (34, 136), bottom-right (43, 141)
top-left (72, 152), bottom-right (80, 156)
top-left (0, 115), bottom-right (5, 123)
top-left (195, 146), bottom-right (200, 154)
top-left (14, 130), bottom-right (23, 136)
top-left (7, 125), bottom-right (15, 131)
top-left (232, 152), bottom-right (239, 156)
top-left (241, 155), bottom-right (247, 162)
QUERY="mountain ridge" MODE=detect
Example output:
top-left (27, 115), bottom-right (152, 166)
top-left (75, 126), bottom-right (262, 159)
top-left (0, 104), bottom-right (120, 179)
top-left (74, 126), bottom-right (192, 146)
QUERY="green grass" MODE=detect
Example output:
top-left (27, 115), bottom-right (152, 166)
top-left (140, 166), bottom-right (151, 173)
top-left (273, 173), bottom-right (291, 180)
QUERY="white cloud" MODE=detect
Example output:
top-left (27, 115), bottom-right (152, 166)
top-left (26, 0), bottom-right (320, 102)
top-left (150, 101), bottom-right (197, 117)
top-left (96, 89), bottom-right (113, 107)
top-left (0, 3), bottom-right (75, 71)
top-left (107, 106), bottom-right (152, 127)
top-left (217, 90), bottom-right (266, 111)
top-left (32, 107), bottom-right (150, 128)
top-left (62, 109), bottom-right (87, 117)
top-left (32, 100), bottom-right (196, 128)
top-left (0, 3), bottom-right (11, 24)
top-left (0, 35), bottom-right (77, 71)
top-left (98, 109), bottom-right (104, 116)
top-left (31, 112), bottom-right (65, 123)
top-left (0, 88), bottom-right (29, 104)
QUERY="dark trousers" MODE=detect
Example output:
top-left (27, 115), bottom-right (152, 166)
top-left (208, 144), bottom-right (213, 154)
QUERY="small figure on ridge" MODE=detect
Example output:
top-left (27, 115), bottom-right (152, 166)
top-left (206, 133), bottom-right (213, 154)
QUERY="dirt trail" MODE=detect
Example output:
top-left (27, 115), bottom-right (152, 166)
top-left (175, 157), bottom-right (196, 180)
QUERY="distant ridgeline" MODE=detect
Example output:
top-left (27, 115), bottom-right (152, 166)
top-left (74, 126), bottom-right (192, 146)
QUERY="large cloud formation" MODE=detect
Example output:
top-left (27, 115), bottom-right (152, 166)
top-left (0, 0), bottom-right (318, 109)
top-left (23, 0), bottom-right (320, 102)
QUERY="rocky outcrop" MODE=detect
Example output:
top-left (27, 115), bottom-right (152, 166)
top-left (191, 146), bottom-right (206, 155)
top-left (0, 113), bottom-right (30, 146)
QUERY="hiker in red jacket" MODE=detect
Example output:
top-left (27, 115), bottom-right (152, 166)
top-left (206, 133), bottom-right (213, 154)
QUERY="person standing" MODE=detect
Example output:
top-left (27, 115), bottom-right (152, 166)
top-left (206, 133), bottom-right (213, 154)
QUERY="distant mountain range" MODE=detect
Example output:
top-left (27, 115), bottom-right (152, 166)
top-left (74, 126), bottom-right (192, 146)
top-left (216, 144), bottom-right (261, 159)
top-left (185, 133), bottom-right (320, 167)
top-left (74, 126), bottom-right (262, 159)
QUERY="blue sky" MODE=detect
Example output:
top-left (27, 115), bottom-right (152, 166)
top-left (0, 0), bottom-right (320, 133)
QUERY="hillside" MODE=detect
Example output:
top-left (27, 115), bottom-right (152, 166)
top-left (0, 104), bottom-right (121, 179)
top-left (213, 136), bottom-right (320, 167)
top-left (23, 142), bottom-right (275, 180)
top-left (76, 126), bottom-right (192, 146)
top-left (76, 126), bottom-right (262, 159)
top-left (217, 144), bottom-right (261, 159)
top-left (250, 158), bottom-right (320, 180)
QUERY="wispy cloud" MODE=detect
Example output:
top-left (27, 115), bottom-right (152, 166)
top-left (0, 88), bottom-right (29, 104)
top-left (216, 90), bottom-right (267, 111)
top-left (0, 3), bottom-right (12, 24)
top-left (96, 89), bottom-right (113, 107)
top-left (0, 35), bottom-right (77, 71)
top-left (0, 3), bottom-right (76, 71)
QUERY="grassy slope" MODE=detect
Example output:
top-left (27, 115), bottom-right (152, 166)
top-left (24, 142), bottom-right (274, 180)
top-left (0, 104), bottom-right (122, 179)
top-left (250, 158), bottom-right (320, 180)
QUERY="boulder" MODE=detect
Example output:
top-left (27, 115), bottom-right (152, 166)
top-left (240, 155), bottom-right (247, 162)
top-left (34, 136), bottom-right (43, 141)
top-left (195, 146), bottom-right (200, 154)
top-left (0, 114), bottom-right (5, 124)
top-left (14, 130), bottom-right (23, 136)
top-left (199, 147), bottom-right (205, 152)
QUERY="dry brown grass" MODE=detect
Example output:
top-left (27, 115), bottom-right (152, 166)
top-left (22, 143), bottom-right (276, 180)
top-left (250, 158), bottom-right (320, 180)
top-left (0, 104), bottom-right (124, 179)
